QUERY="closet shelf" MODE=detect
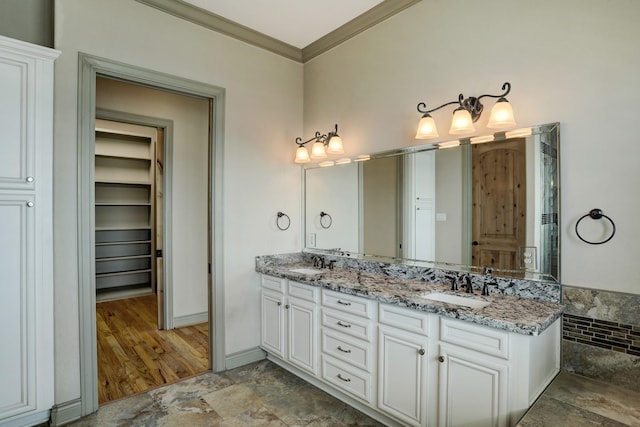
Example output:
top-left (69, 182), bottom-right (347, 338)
top-left (95, 202), bottom-right (152, 207)
top-left (96, 254), bottom-right (152, 262)
top-left (95, 226), bottom-right (152, 231)
top-left (95, 179), bottom-right (151, 186)
top-left (95, 153), bottom-right (152, 161)
top-left (96, 268), bottom-right (153, 278)
top-left (95, 239), bottom-right (152, 247)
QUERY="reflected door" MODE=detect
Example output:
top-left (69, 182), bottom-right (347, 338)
top-left (472, 138), bottom-right (526, 271)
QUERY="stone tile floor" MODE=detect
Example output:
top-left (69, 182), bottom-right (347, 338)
top-left (67, 360), bottom-right (383, 426)
top-left (68, 360), bottom-right (640, 426)
top-left (517, 372), bottom-right (640, 427)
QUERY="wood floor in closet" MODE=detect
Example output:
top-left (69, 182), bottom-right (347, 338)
top-left (96, 294), bottom-right (209, 404)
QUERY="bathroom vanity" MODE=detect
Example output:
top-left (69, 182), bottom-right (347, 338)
top-left (256, 254), bottom-right (563, 427)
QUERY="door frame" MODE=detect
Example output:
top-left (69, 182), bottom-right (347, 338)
top-left (77, 53), bottom-right (226, 415)
top-left (95, 108), bottom-right (174, 329)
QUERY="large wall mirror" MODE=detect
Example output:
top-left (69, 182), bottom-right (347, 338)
top-left (304, 123), bottom-right (560, 282)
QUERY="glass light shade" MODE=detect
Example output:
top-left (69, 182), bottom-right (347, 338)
top-left (294, 146), bottom-right (310, 163)
top-left (415, 114), bottom-right (439, 139)
top-left (449, 109), bottom-right (475, 135)
top-left (310, 141), bottom-right (327, 159)
top-left (326, 135), bottom-right (344, 154)
top-left (487, 99), bottom-right (516, 128)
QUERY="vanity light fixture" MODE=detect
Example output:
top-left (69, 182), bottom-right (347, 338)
top-left (415, 82), bottom-right (516, 139)
top-left (294, 123), bottom-right (344, 163)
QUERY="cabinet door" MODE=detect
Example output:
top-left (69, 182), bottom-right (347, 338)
top-left (438, 343), bottom-right (508, 427)
top-left (261, 289), bottom-right (285, 358)
top-left (0, 51), bottom-right (36, 190)
top-left (287, 296), bottom-right (317, 375)
top-left (0, 195), bottom-right (36, 418)
top-left (378, 325), bottom-right (429, 427)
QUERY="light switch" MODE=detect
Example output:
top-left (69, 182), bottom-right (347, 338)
top-left (307, 233), bottom-right (316, 248)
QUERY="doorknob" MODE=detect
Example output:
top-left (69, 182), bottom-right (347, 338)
top-left (472, 241), bottom-right (479, 246)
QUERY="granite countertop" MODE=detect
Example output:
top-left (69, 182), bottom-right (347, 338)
top-left (256, 262), bottom-right (565, 336)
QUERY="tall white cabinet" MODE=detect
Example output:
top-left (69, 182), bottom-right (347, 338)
top-left (0, 36), bottom-right (59, 426)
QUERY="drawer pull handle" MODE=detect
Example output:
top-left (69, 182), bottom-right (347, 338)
top-left (337, 373), bottom-right (351, 382)
top-left (337, 346), bottom-right (351, 353)
top-left (337, 321), bottom-right (351, 328)
top-left (438, 356), bottom-right (445, 363)
top-left (418, 348), bottom-right (425, 356)
top-left (337, 300), bottom-right (351, 306)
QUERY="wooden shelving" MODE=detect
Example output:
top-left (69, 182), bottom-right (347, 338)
top-left (95, 120), bottom-right (156, 301)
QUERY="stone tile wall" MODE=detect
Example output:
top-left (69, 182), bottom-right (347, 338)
top-left (562, 286), bottom-right (640, 393)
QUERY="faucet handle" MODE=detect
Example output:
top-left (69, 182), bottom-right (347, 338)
top-left (462, 275), bottom-right (474, 294)
top-left (482, 281), bottom-right (499, 296)
top-left (328, 260), bottom-right (336, 270)
top-left (445, 275), bottom-right (458, 291)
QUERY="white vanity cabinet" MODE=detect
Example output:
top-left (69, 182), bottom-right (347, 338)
top-left (320, 290), bottom-right (376, 404)
top-left (377, 304), bottom-right (434, 427)
top-left (260, 275), bottom-right (319, 376)
top-left (258, 274), bottom-right (560, 427)
top-left (0, 36), bottom-right (59, 426)
top-left (437, 317), bottom-right (561, 427)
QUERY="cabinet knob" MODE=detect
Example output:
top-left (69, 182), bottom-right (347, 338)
top-left (26, 176), bottom-right (34, 183)
top-left (26, 201), bottom-right (34, 208)
top-left (418, 348), bottom-right (425, 356)
top-left (277, 302), bottom-right (282, 306)
top-left (438, 355), bottom-right (445, 363)
top-left (285, 304), bottom-right (290, 309)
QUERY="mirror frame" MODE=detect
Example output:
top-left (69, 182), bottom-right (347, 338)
top-left (302, 122), bottom-right (560, 283)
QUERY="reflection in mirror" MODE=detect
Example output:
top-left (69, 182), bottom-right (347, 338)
top-left (303, 123), bottom-right (560, 282)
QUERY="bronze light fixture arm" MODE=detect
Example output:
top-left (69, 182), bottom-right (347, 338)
top-left (416, 82), bottom-right (512, 123)
top-left (295, 124), bottom-right (339, 147)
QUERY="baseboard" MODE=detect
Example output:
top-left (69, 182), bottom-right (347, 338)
top-left (225, 346), bottom-right (266, 370)
top-left (49, 398), bottom-right (82, 426)
top-left (173, 311), bottom-right (208, 328)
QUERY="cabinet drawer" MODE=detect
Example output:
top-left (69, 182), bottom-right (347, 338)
top-left (262, 274), bottom-right (285, 293)
top-left (288, 281), bottom-right (319, 303)
top-left (440, 318), bottom-right (510, 359)
top-left (322, 308), bottom-right (373, 342)
top-left (379, 303), bottom-right (430, 336)
top-left (322, 289), bottom-right (373, 319)
top-left (322, 355), bottom-right (372, 403)
top-left (322, 328), bottom-right (372, 372)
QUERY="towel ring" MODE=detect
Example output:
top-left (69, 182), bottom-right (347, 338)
top-left (276, 212), bottom-right (290, 231)
top-left (320, 211), bottom-right (333, 229)
top-left (575, 208), bottom-right (616, 245)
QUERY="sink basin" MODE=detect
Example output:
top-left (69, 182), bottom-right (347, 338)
top-left (418, 292), bottom-right (490, 309)
top-left (289, 268), bottom-right (324, 275)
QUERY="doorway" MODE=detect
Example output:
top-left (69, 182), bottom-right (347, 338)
top-left (78, 54), bottom-right (226, 415)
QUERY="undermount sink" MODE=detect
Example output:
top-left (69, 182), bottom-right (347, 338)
top-left (289, 268), bottom-right (324, 275)
top-left (418, 292), bottom-right (490, 309)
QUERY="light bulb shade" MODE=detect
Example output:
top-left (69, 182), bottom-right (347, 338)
top-left (294, 146), bottom-right (310, 163)
top-left (487, 98), bottom-right (516, 128)
top-left (415, 114), bottom-right (439, 139)
top-left (310, 141), bottom-right (327, 159)
top-left (449, 108), bottom-right (475, 135)
top-left (326, 135), bottom-right (344, 154)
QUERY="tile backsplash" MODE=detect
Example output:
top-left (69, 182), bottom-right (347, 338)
top-left (562, 286), bottom-right (640, 393)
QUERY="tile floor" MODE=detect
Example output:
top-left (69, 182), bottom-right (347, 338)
top-left (67, 360), bottom-right (640, 426)
top-left (517, 372), bottom-right (640, 427)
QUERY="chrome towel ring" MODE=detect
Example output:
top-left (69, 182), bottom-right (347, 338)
top-left (320, 211), bottom-right (333, 229)
top-left (276, 211), bottom-right (290, 231)
top-left (575, 208), bottom-right (616, 245)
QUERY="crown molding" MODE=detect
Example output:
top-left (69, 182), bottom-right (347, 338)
top-left (135, 0), bottom-right (421, 63)
top-left (135, 0), bottom-right (303, 61)
top-left (302, 0), bottom-right (420, 62)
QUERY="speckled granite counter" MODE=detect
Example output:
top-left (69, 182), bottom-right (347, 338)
top-left (256, 254), bottom-right (565, 336)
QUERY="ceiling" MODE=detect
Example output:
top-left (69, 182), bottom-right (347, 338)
top-left (181, 0), bottom-right (385, 48)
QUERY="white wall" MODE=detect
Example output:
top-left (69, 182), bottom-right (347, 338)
top-left (304, 0), bottom-right (640, 293)
top-left (96, 77), bottom-right (209, 320)
top-left (53, 0), bottom-right (302, 404)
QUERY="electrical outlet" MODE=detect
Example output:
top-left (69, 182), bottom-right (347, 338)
top-left (307, 233), bottom-right (316, 248)
top-left (519, 246), bottom-right (537, 270)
